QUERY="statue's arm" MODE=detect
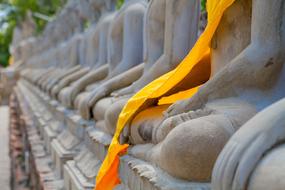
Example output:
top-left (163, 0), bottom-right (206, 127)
top-left (41, 69), bottom-right (62, 90)
top-left (65, 64), bottom-right (109, 101)
top-left (54, 65), bottom-right (82, 82)
top-left (71, 64), bottom-right (109, 91)
top-left (130, 55), bottom-right (172, 92)
top-left (59, 68), bottom-right (89, 87)
top-left (51, 68), bottom-right (89, 98)
top-left (88, 63), bottom-right (144, 106)
top-left (110, 5), bottom-right (145, 77)
top-left (35, 68), bottom-right (55, 85)
top-left (43, 66), bottom-right (81, 92)
top-left (166, 0), bottom-right (284, 117)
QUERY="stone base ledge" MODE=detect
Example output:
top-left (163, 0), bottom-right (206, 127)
top-left (43, 126), bottom-right (58, 154)
top-left (13, 84), bottom-right (63, 190)
top-left (120, 155), bottom-right (211, 190)
top-left (85, 127), bottom-right (112, 162)
top-left (51, 138), bottom-right (81, 178)
top-left (64, 160), bottom-right (95, 190)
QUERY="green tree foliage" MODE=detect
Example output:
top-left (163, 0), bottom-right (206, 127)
top-left (0, 3), bottom-right (17, 67)
top-left (116, 0), bottom-right (124, 9)
top-left (0, 0), bottom-right (66, 67)
top-left (201, 0), bottom-right (207, 11)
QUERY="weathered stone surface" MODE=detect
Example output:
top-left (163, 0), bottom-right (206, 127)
top-left (9, 0), bottom-right (285, 190)
top-left (125, 0), bottom-right (285, 184)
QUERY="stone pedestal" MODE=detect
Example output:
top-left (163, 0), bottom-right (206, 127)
top-left (64, 160), bottom-right (95, 190)
top-left (119, 155), bottom-right (210, 190)
top-left (13, 81), bottom-right (64, 190)
top-left (62, 124), bottom-right (112, 190)
top-left (49, 108), bottom-right (93, 178)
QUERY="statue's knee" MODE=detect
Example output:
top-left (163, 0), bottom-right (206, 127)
top-left (51, 86), bottom-right (58, 98)
top-left (159, 115), bottom-right (231, 181)
top-left (92, 97), bottom-right (113, 121)
top-left (58, 89), bottom-right (65, 102)
top-left (104, 102), bottom-right (125, 135)
top-left (130, 105), bottom-right (169, 144)
top-left (59, 87), bottom-right (69, 102)
top-left (74, 92), bottom-right (87, 110)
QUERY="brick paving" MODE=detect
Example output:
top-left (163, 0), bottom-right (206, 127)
top-left (0, 106), bottom-right (11, 190)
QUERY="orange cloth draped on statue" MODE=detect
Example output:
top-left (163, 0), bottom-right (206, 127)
top-left (95, 0), bottom-right (236, 189)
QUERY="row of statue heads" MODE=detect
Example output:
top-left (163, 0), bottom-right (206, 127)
top-left (10, 0), bottom-right (118, 66)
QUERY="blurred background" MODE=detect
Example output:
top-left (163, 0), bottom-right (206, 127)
top-left (0, 0), bottom-right (67, 68)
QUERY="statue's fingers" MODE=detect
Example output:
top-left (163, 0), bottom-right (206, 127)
top-left (165, 104), bottom-right (181, 117)
top-left (88, 95), bottom-right (97, 107)
top-left (212, 141), bottom-right (239, 190)
top-left (221, 142), bottom-right (244, 190)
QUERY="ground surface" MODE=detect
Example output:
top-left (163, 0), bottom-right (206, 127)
top-left (0, 106), bottom-right (11, 190)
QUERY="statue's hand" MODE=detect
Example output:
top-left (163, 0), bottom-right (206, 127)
top-left (70, 83), bottom-right (84, 101)
top-left (111, 85), bottom-right (134, 97)
top-left (164, 100), bottom-right (189, 117)
top-left (63, 87), bottom-right (76, 108)
top-left (79, 95), bottom-right (92, 120)
top-left (68, 87), bottom-right (76, 105)
top-left (156, 107), bottom-right (213, 143)
top-left (165, 90), bottom-right (205, 117)
top-left (88, 87), bottom-right (107, 107)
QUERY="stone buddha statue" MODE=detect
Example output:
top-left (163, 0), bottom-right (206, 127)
top-left (125, 0), bottom-right (285, 183)
top-left (89, 0), bottom-right (202, 136)
top-left (20, 0), bottom-right (94, 88)
top-left (23, 50), bottom-right (50, 87)
top-left (27, 0), bottom-right (93, 93)
top-left (28, 61), bottom-right (51, 85)
top-left (30, 29), bottom-right (77, 91)
top-left (36, 45), bottom-right (64, 89)
top-left (59, 0), bottom-right (85, 39)
top-left (50, 35), bottom-right (91, 98)
top-left (35, 47), bottom-right (62, 89)
top-left (57, 0), bottom-right (118, 108)
top-left (66, 0), bottom-right (147, 115)
top-left (41, 38), bottom-right (81, 94)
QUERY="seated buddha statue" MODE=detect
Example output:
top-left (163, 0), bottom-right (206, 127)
top-left (42, 36), bottom-right (83, 94)
top-left (57, 0), bottom-right (118, 108)
top-left (36, 44), bottom-right (68, 90)
top-left (30, 1), bottom-right (93, 93)
top-left (50, 35), bottom-right (92, 98)
top-left (20, 1), bottom-right (90, 87)
top-left (89, 0), bottom-right (203, 136)
top-left (49, 35), bottom-right (103, 99)
top-left (72, 0), bottom-right (147, 118)
top-left (35, 46), bottom-right (63, 89)
top-left (24, 49), bottom-right (56, 85)
top-left (126, 0), bottom-right (285, 183)
top-left (49, 0), bottom-right (115, 100)
top-left (22, 47), bottom-right (54, 86)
